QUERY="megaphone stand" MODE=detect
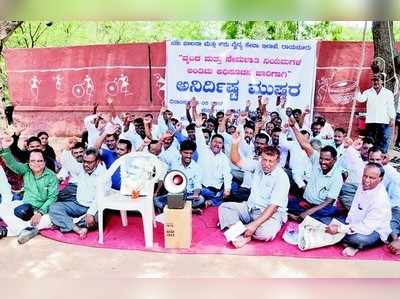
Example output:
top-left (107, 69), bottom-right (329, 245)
top-left (163, 171), bottom-right (192, 249)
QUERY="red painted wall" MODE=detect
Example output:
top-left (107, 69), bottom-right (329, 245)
top-left (4, 40), bottom-right (396, 139)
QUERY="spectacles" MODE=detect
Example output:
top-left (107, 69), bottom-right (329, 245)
top-left (29, 159), bottom-right (44, 164)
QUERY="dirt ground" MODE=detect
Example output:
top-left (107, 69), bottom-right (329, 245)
top-left (1, 235), bottom-right (400, 298)
top-left (2, 139), bottom-right (400, 298)
top-left (1, 235), bottom-right (399, 279)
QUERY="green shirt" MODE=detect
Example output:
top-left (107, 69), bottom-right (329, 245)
top-left (0, 148), bottom-right (58, 214)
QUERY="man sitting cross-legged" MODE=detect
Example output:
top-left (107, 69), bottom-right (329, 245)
top-left (49, 148), bottom-right (109, 238)
top-left (0, 134), bottom-right (58, 244)
top-left (153, 140), bottom-right (205, 214)
top-left (287, 116), bottom-right (343, 224)
top-left (218, 131), bottom-right (290, 248)
top-left (326, 163), bottom-right (392, 257)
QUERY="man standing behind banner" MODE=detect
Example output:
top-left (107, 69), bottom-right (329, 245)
top-left (357, 73), bottom-right (395, 153)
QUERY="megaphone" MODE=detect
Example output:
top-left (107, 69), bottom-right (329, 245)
top-left (164, 170), bottom-right (187, 209)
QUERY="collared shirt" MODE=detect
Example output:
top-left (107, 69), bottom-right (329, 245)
top-left (339, 147), bottom-right (400, 207)
top-left (57, 150), bottom-right (83, 184)
top-left (241, 159), bottom-right (290, 215)
top-left (287, 140), bottom-right (310, 189)
top-left (84, 114), bottom-right (102, 148)
top-left (271, 133), bottom-right (289, 168)
top-left (0, 148), bottom-right (58, 214)
top-left (222, 130), bottom-right (253, 178)
top-left (0, 165), bottom-right (12, 203)
top-left (174, 131), bottom-right (198, 161)
top-left (120, 123), bottom-right (144, 151)
top-left (319, 122), bottom-right (334, 139)
top-left (76, 163), bottom-right (109, 215)
top-left (324, 140), bottom-right (345, 159)
top-left (159, 144), bottom-right (180, 171)
top-left (170, 159), bottom-right (202, 193)
top-left (303, 151), bottom-right (343, 205)
top-left (339, 146), bottom-right (365, 185)
top-left (195, 127), bottom-right (232, 191)
top-left (382, 164), bottom-right (400, 208)
top-left (344, 183), bottom-right (392, 241)
top-left (358, 87), bottom-right (395, 124)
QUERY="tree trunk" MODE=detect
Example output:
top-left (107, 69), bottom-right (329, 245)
top-left (0, 21), bottom-right (23, 130)
top-left (0, 21), bottom-right (23, 53)
top-left (372, 21), bottom-right (398, 93)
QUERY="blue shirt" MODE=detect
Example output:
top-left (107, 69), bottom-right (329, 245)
top-left (100, 149), bottom-right (121, 190)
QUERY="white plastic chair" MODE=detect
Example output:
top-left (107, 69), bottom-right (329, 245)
top-left (96, 152), bottom-right (166, 248)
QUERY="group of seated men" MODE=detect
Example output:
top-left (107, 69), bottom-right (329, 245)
top-left (1, 93), bottom-right (400, 257)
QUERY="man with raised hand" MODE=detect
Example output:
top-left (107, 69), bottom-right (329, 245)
top-left (219, 131), bottom-right (289, 248)
top-left (194, 110), bottom-right (232, 207)
top-left (94, 124), bottom-right (132, 190)
top-left (0, 134), bottom-right (58, 244)
top-left (287, 116), bottom-right (343, 224)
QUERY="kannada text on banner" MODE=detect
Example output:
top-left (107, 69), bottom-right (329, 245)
top-left (166, 39), bottom-right (317, 122)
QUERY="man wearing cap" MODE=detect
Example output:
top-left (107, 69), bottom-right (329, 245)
top-left (357, 73), bottom-right (395, 153)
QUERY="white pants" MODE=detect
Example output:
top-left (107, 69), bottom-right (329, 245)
top-left (0, 201), bottom-right (52, 237)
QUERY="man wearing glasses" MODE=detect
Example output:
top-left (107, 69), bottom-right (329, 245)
top-left (0, 134), bottom-right (58, 243)
top-left (49, 148), bottom-right (108, 238)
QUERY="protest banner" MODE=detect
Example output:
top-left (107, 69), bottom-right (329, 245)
top-left (166, 39), bottom-right (317, 122)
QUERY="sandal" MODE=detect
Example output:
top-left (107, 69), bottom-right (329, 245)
top-left (0, 226), bottom-right (7, 239)
top-left (192, 208), bottom-right (203, 215)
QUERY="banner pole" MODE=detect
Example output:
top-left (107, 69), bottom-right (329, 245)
top-left (347, 21), bottom-right (368, 138)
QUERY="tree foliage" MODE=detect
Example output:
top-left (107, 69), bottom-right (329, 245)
top-left (4, 21), bottom-right (224, 49)
top-left (221, 21), bottom-right (343, 40)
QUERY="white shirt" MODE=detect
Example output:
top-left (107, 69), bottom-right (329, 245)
top-left (57, 150), bottom-right (84, 184)
top-left (340, 146), bottom-right (365, 185)
top-left (357, 87), bottom-right (395, 124)
top-left (0, 165), bottom-right (12, 203)
top-left (287, 140), bottom-right (310, 189)
top-left (319, 122), bottom-right (334, 140)
top-left (159, 144), bottom-right (180, 171)
top-left (154, 113), bottom-right (169, 139)
top-left (343, 182), bottom-right (392, 241)
top-left (195, 127), bottom-right (232, 191)
top-left (382, 164), bottom-right (400, 208)
top-left (84, 114), bottom-right (102, 148)
top-left (270, 132), bottom-right (290, 168)
top-left (120, 123), bottom-right (143, 151)
top-left (76, 163), bottom-right (109, 215)
top-left (170, 159), bottom-right (202, 193)
top-left (241, 159), bottom-right (290, 217)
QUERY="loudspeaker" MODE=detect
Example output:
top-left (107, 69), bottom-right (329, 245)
top-left (164, 170), bottom-right (187, 209)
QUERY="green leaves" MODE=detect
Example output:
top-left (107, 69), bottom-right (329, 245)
top-left (221, 21), bottom-right (344, 41)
